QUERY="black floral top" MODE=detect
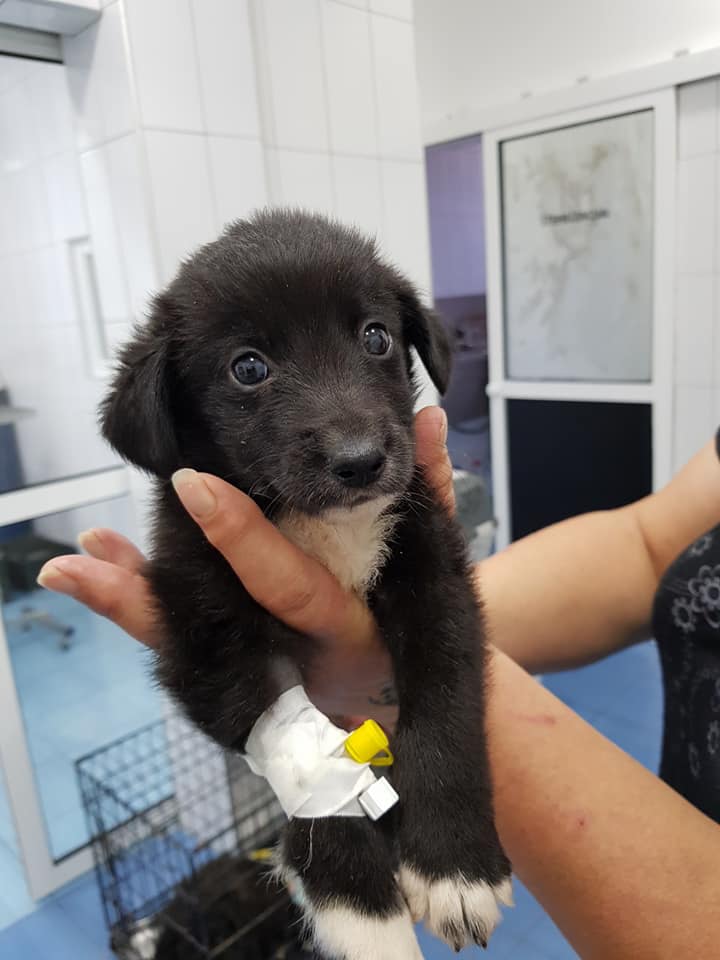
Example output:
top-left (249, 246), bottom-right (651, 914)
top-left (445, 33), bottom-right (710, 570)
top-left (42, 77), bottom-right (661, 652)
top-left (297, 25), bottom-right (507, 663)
top-left (652, 429), bottom-right (720, 822)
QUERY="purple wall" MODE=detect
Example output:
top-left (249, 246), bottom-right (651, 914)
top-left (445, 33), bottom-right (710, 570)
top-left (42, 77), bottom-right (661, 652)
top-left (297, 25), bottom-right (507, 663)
top-left (425, 136), bottom-right (486, 299)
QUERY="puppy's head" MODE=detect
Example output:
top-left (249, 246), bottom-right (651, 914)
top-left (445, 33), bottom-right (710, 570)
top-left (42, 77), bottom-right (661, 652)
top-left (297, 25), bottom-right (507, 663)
top-left (101, 209), bottom-right (450, 515)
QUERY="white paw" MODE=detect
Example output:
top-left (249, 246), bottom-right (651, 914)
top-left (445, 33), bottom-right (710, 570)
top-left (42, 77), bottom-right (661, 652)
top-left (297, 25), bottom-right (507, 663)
top-left (398, 865), bottom-right (513, 950)
top-left (310, 903), bottom-right (423, 960)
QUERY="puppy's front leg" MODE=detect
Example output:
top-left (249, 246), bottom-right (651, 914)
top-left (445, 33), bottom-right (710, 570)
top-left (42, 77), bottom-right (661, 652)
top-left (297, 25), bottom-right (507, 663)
top-left (373, 497), bottom-right (512, 950)
top-left (246, 686), bottom-right (420, 960)
top-left (282, 817), bottom-right (422, 960)
top-left (391, 659), bottom-right (513, 950)
top-left (156, 614), bottom-right (421, 958)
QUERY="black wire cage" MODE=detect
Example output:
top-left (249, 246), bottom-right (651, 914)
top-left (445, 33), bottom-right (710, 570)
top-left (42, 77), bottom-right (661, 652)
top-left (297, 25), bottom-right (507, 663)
top-left (77, 713), bottom-right (311, 959)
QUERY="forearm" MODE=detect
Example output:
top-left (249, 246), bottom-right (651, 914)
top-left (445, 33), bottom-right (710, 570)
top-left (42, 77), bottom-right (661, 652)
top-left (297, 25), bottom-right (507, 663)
top-left (476, 507), bottom-right (658, 673)
top-left (477, 437), bottom-right (720, 675)
top-left (488, 648), bottom-right (720, 959)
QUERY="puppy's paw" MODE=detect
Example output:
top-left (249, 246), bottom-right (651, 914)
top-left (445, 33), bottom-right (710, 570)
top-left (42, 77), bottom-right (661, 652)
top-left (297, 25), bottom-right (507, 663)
top-left (398, 865), bottom-right (513, 950)
top-left (310, 901), bottom-right (423, 960)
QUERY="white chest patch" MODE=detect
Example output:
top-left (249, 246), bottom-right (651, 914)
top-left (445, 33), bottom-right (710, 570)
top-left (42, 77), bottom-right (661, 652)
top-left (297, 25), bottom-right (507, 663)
top-left (277, 496), bottom-right (397, 595)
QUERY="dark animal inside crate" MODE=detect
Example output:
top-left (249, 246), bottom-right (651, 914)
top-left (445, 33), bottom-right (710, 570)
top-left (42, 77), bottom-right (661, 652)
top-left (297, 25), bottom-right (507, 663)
top-left (76, 718), bottom-right (308, 958)
top-left (100, 209), bottom-right (512, 959)
top-left (153, 856), bottom-right (298, 959)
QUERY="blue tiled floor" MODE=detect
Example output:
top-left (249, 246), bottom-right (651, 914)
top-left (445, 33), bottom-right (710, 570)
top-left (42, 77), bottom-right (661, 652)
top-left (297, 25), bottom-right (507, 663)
top-left (0, 872), bottom-right (114, 960)
top-left (2, 588), bottom-right (162, 865)
top-left (0, 588), bottom-right (163, 931)
top-left (0, 640), bottom-right (664, 958)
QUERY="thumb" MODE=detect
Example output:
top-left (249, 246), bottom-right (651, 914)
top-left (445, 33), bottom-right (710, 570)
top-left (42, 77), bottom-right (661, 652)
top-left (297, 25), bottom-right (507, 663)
top-left (414, 406), bottom-right (456, 515)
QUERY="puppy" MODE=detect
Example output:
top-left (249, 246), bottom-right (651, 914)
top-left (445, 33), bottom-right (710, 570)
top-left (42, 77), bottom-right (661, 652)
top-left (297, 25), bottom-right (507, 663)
top-left (101, 209), bottom-right (511, 959)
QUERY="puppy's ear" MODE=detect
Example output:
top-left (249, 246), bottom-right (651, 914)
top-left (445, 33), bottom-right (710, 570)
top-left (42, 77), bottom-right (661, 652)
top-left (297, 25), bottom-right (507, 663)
top-left (100, 295), bottom-right (179, 478)
top-left (397, 285), bottom-right (452, 395)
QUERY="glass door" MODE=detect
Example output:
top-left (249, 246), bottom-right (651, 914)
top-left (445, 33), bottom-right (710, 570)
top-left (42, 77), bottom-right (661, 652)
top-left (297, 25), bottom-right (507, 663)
top-left (0, 472), bottom-right (164, 901)
top-left (0, 52), bottom-right (162, 901)
top-left (483, 89), bottom-right (676, 548)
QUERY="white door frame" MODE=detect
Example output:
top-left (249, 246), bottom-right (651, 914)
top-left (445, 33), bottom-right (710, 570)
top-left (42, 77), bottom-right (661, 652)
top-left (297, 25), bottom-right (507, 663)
top-left (0, 466), bottom-right (133, 900)
top-left (425, 43), bottom-right (720, 146)
top-left (482, 88), bottom-right (676, 549)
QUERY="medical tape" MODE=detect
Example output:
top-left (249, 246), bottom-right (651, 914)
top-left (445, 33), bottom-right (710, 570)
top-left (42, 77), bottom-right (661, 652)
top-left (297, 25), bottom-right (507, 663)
top-left (244, 686), bottom-right (398, 820)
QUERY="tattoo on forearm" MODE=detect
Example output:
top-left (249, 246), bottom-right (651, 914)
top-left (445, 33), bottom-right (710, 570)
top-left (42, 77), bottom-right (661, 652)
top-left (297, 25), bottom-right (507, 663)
top-left (368, 681), bottom-right (398, 706)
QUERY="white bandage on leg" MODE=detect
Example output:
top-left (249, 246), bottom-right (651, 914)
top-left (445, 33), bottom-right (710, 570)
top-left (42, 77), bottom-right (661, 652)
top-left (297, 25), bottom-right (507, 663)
top-left (244, 686), bottom-right (398, 819)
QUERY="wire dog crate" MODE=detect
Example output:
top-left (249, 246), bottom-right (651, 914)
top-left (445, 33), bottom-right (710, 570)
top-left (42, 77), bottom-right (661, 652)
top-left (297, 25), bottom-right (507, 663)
top-left (77, 713), bottom-right (309, 959)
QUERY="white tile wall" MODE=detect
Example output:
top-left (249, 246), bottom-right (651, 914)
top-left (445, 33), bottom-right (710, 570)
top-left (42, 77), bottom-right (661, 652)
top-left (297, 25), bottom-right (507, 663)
top-left (104, 319), bottom-right (133, 353)
top-left (0, 80), bottom-right (38, 171)
top-left (30, 245), bottom-right (77, 330)
top-left (673, 385), bottom-right (716, 470)
top-left (1, 0), bottom-right (435, 513)
top-left (112, 0), bottom-right (431, 293)
top-left (332, 154), bottom-right (383, 236)
top-left (104, 133), bottom-right (158, 318)
top-left (267, 148), bottom-right (334, 212)
top-left (62, 20), bottom-right (105, 151)
top-left (674, 274), bottom-right (714, 387)
top-left (28, 64), bottom-right (76, 160)
top-left (676, 153), bottom-right (715, 275)
top-left (369, 0), bottom-right (413, 19)
top-left (12, 165), bottom-right (52, 251)
top-left (674, 79), bottom-right (720, 471)
top-left (208, 136), bottom-right (267, 231)
top-left (44, 152), bottom-right (87, 242)
top-left (322, 2), bottom-right (377, 156)
top-left (191, 0), bottom-right (261, 138)
top-left (0, 55), bottom-right (32, 94)
top-left (715, 278), bottom-right (720, 383)
top-left (63, 2), bottom-right (135, 150)
top-left (144, 130), bottom-right (216, 283)
top-left (80, 143), bottom-right (132, 323)
top-left (123, 0), bottom-right (204, 131)
top-left (716, 155), bottom-right (720, 277)
top-left (256, 0), bottom-right (329, 151)
top-left (380, 159), bottom-right (431, 293)
top-left (0, 255), bottom-right (19, 333)
top-left (0, 55), bottom-right (129, 499)
top-left (371, 13), bottom-right (422, 160)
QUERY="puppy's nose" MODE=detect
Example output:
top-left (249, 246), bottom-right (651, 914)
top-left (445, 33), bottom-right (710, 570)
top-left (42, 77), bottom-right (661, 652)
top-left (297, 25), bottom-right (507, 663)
top-left (330, 444), bottom-right (386, 488)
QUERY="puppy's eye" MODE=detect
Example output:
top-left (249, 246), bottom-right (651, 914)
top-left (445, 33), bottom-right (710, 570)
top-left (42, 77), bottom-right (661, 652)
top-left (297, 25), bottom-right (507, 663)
top-left (362, 323), bottom-right (392, 356)
top-left (232, 352), bottom-right (269, 386)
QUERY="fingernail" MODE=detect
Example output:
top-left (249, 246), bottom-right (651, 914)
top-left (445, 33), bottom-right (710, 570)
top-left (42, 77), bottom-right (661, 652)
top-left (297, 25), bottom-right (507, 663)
top-left (171, 468), bottom-right (217, 519)
top-left (37, 561), bottom-right (79, 596)
top-left (437, 407), bottom-right (448, 445)
top-left (78, 529), bottom-right (106, 559)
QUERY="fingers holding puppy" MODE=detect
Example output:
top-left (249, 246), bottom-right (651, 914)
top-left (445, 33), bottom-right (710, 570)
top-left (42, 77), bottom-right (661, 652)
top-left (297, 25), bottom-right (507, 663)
top-left (78, 527), bottom-right (146, 572)
top-left (171, 468), bottom-right (396, 719)
top-left (414, 406), bottom-right (456, 515)
top-left (170, 468), bottom-right (376, 649)
top-left (169, 401), bottom-right (456, 645)
top-left (37, 554), bottom-right (160, 647)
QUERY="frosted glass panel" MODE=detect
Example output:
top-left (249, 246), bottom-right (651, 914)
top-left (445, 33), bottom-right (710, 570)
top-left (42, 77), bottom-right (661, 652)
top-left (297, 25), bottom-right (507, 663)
top-left (501, 110), bottom-right (654, 382)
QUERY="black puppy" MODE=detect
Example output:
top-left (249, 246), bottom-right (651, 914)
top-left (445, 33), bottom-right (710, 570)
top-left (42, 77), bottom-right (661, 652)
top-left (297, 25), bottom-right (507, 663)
top-left (101, 210), bottom-right (512, 959)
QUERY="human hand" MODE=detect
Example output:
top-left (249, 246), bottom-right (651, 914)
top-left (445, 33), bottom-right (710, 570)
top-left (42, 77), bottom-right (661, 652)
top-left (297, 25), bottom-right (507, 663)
top-left (37, 406), bottom-right (455, 724)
